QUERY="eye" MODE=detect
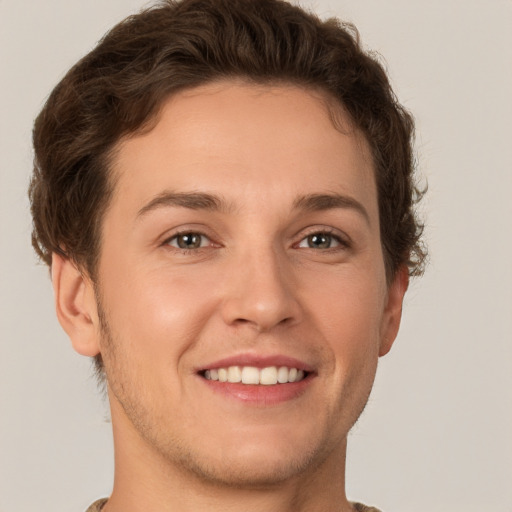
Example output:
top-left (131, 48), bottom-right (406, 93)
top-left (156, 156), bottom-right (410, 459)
top-left (298, 232), bottom-right (343, 249)
top-left (166, 232), bottom-right (210, 250)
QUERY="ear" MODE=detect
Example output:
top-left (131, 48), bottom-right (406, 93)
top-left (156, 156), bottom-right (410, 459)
top-left (51, 253), bottom-right (101, 357)
top-left (379, 265), bottom-right (409, 357)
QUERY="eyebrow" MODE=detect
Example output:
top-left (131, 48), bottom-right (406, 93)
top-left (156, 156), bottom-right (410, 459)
top-left (136, 190), bottom-right (370, 224)
top-left (293, 193), bottom-right (370, 225)
top-left (137, 191), bottom-right (233, 218)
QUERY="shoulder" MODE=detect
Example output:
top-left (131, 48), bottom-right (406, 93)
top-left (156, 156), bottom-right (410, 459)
top-left (352, 503), bottom-right (383, 512)
top-left (85, 498), bottom-right (108, 512)
top-left (85, 499), bottom-right (381, 512)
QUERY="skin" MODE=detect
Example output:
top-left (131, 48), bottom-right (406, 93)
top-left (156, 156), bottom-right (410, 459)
top-left (52, 82), bottom-right (408, 512)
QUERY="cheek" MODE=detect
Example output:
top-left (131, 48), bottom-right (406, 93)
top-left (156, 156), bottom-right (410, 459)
top-left (306, 269), bottom-right (386, 369)
top-left (100, 261), bottom-right (221, 363)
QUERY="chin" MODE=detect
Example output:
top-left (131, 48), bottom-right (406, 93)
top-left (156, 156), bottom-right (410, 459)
top-left (174, 448), bottom-right (319, 489)
top-left (159, 425), bottom-right (336, 489)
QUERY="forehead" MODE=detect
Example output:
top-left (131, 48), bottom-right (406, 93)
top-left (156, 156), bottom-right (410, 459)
top-left (109, 81), bottom-right (377, 220)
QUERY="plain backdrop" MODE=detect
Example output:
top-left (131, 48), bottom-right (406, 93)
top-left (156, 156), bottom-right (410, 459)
top-left (1, 1), bottom-right (511, 511)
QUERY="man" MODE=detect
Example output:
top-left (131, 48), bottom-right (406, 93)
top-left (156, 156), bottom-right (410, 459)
top-left (29, 0), bottom-right (425, 510)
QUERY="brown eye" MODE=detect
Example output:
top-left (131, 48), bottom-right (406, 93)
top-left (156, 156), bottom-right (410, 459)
top-left (168, 232), bottom-right (207, 250)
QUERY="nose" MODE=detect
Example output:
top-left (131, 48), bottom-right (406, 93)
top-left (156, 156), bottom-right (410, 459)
top-left (220, 246), bottom-right (302, 332)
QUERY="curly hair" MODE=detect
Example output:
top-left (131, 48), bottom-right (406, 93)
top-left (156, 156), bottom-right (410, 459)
top-left (30, 0), bottom-right (426, 283)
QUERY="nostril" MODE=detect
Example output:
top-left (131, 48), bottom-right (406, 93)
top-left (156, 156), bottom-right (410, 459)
top-left (233, 318), bottom-right (251, 324)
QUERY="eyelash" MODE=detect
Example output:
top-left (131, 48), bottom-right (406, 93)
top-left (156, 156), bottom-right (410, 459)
top-left (162, 228), bottom-right (350, 254)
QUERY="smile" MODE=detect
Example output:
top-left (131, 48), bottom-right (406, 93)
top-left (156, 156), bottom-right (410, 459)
top-left (203, 366), bottom-right (307, 385)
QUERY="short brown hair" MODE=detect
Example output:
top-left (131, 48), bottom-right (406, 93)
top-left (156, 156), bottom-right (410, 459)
top-left (30, 0), bottom-right (426, 282)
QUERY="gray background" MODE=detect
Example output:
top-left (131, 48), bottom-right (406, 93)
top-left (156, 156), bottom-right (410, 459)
top-left (1, 1), bottom-right (511, 511)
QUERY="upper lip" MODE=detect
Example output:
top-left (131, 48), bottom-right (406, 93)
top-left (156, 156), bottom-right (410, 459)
top-left (196, 353), bottom-right (315, 373)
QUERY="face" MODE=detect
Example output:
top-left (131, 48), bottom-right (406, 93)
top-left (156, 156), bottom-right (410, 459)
top-left (79, 82), bottom-right (406, 486)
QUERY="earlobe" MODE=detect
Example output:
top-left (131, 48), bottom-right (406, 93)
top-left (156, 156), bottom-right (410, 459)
top-left (51, 253), bottom-right (100, 357)
top-left (379, 265), bottom-right (409, 357)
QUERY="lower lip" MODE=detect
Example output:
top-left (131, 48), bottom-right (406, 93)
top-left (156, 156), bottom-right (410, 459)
top-left (200, 375), bottom-right (314, 406)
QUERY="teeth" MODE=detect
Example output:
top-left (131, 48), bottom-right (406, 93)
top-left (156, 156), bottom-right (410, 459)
top-left (227, 366), bottom-right (242, 383)
top-left (203, 365), bottom-right (307, 385)
top-left (241, 366), bottom-right (260, 384)
top-left (277, 366), bottom-right (289, 383)
top-left (260, 367), bottom-right (278, 385)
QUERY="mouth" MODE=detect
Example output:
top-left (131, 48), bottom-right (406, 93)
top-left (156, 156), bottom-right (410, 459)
top-left (196, 356), bottom-right (315, 405)
top-left (201, 365), bottom-right (308, 385)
